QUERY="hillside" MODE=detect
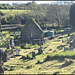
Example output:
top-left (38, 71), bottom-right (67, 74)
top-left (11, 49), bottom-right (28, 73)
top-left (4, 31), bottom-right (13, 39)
top-left (0, 28), bottom-right (75, 74)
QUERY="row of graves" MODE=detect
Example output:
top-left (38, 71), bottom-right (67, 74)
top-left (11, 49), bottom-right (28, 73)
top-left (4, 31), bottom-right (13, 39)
top-left (0, 31), bottom-right (21, 74)
top-left (0, 35), bottom-right (43, 74)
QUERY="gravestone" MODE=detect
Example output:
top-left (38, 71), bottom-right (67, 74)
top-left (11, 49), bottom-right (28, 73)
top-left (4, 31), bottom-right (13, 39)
top-left (7, 44), bottom-right (11, 49)
top-left (2, 51), bottom-right (7, 62)
top-left (62, 39), bottom-right (64, 43)
top-left (0, 49), bottom-right (2, 59)
top-left (70, 34), bottom-right (74, 39)
top-left (32, 51), bottom-right (35, 59)
top-left (1, 36), bottom-right (3, 40)
top-left (11, 39), bottom-right (15, 48)
top-left (0, 61), bottom-right (4, 74)
top-left (68, 37), bottom-right (72, 42)
top-left (64, 47), bottom-right (68, 52)
top-left (38, 48), bottom-right (43, 54)
top-left (11, 49), bottom-right (14, 54)
top-left (7, 52), bottom-right (10, 58)
top-left (16, 49), bottom-right (19, 56)
top-left (6, 38), bottom-right (8, 42)
top-left (70, 39), bottom-right (75, 48)
top-left (69, 47), bottom-right (73, 51)
top-left (68, 33), bottom-right (70, 36)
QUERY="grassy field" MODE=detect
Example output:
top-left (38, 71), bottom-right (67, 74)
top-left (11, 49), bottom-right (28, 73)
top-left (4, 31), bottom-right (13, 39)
top-left (0, 29), bottom-right (75, 74)
top-left (0, 9), bottom-right (31, 17)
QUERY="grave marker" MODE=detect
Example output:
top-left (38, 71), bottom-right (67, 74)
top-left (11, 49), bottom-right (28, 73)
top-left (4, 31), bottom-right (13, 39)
top-left (16, 49), bottom-right (19, 56)
top-left (11, 49), bottom-right (14, 54)
top-left (64, 47), bottom-right (68, 52)
top-left (32, 51), bottom-right (35, 59)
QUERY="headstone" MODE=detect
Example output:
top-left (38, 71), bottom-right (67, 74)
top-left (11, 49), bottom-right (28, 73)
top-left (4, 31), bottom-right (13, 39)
top-left (7, 44), bottom-right (11, 49)
top-left (3, 51), bottom-right (7, 62)
top-left (69, 47), bottom-right (73, 51)
top-left (38, 48), bottom-right (43, 54)
top-left (16, 49), bottom-right (19, 56)
top-left (1, 36), bottom-right (3, 40)
top-left (62, 39), bottom-right (64, 43)
top-left (11, 39), bottom-right (15, 48)
top-left (0, 49), bottom-right (2, 59)
top-left (70, 34), bottom-right (74, 39)
top-left (0, 61), bottom-right (4, 74)
top-left (68, 38), bottom-right (72, 42)
top-left (10, 38), bottom-right (12, 44)
top-left (64, 47), bottom-right (68, 52)
top-left (32, 51), bottom-right (35, 59)
top-left (68, 33), bottom-right (70, 36)
top-left (6, 38), bottom-right (8, 42)
top-left (70, 39), bottom-right (75, 48)
top-left (11, 49), bottom-right (14, 54)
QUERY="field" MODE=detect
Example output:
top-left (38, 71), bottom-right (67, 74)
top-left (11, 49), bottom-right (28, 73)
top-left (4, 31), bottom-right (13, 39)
top-left (0, 28), bottom-right (75, 74)
top-left (0, 9), bottom-right (31, 17)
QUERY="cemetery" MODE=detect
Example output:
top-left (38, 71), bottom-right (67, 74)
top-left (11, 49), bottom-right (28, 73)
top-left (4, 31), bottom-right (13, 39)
top-left (0, 1), bottom-right (75, 75)
top-left (0, 23), bottom-right (75, 74)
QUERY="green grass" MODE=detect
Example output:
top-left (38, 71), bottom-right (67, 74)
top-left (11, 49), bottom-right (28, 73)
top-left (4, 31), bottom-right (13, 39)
top-left (1, 29), bottom-right (75, 74)
top-left (0, 9), bottom-right (31, 17)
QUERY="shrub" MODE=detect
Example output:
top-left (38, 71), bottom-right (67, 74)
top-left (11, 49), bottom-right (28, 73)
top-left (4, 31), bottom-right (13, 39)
top-left (0, 11), bottom-right (4, 16)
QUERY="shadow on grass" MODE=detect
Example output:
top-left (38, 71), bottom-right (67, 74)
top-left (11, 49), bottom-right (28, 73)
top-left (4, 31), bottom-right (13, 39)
top-left (57, 44), bottom-right (65, 50)
top-left (61, 28), bottom-right (75, 35)
top-left (43, 55), bottom-right (75, 63)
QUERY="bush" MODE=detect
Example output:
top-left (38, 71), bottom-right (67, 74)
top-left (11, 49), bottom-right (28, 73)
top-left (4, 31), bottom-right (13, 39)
top-left (0, 11), bottom-right (4, 16)
top-left (1, 17), bottom-right (8, 25)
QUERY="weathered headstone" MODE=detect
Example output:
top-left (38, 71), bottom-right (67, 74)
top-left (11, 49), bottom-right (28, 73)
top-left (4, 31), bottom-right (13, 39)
top-left (11, 49), bottom-right (14, 54)
top-left (70, 34), bottom-right (74, 39)
top-left (32, 51), bottom-right (35, 59)
top-left (69, 47), bottom-right (73, 51)
top-left (1, 36), bottom-right (3, 40)
top-left (62, 39), bottom-right (64, 43)
top-left (7, 44), bottom-right (11, 49)
top-left (64, 47), bottom-right (68, 52)
top-left (0, 61), bottom-right (4, 74)
top-left (16, 49), bottom-right (19, 56)
top-left (68, 37), bottom-right (72, 42)
top-left (11, 39), bottom-right (15, 48)
top-left (3, 51), bottom-right (7, 62)
top-left (6, 38), bottom-right (8, 42)
top-left (70, 39), bottom-right (75, 48)
top-left (38, 48), bottom-right (43, 54)
top-left (68, 33), bottom-right (70, 36)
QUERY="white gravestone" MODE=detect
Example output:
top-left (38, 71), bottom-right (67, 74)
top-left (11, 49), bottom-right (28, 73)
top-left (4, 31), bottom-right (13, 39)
top-left (11, 39), bottom-right (15, 47)
top-left (16, 49), bottom-right (19, 55)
